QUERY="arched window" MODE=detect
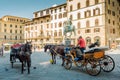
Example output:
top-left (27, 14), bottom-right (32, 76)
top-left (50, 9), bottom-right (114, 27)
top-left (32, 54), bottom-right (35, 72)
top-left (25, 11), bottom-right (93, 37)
top-left (86, 20), bottom-right (90, 27)
top-left (77, 3), bottom-right (81, 9)
top-left (95, 0), bottom-right (99, 4)
top-left (94, 36), bottom-right (101, 44)
top-left (86, 37), bottom-right (91, 45)
top-left (59, 13), bottom-right (62, 19)
top-left (85, 10), bottom-right (91, 17)
top-left (54, 31), bottom-right (57, 37)
top-left (77, 13), bottom-right (81, 19)
top-left (63, 12), bottom-right (67, 17)
top-left (59, 22), bottom-right (62, 27)
top-left (70, 15), bottom-right (73, 20)
top-left (95, 8), bottom-right (100, 15)
top-left (70, 5), bottom-right (73, 11)
top-left (86, 0), bottom-right (89, 7)
top-left (77, 22), bottom-right (81, 28)
top-left (95, 19), bottom-right (99, 26)
top-left (59, 29), bottom-right (62, 36)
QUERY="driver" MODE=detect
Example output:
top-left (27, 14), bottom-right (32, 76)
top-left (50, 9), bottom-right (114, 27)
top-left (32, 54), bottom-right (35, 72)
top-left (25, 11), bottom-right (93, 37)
top-left (77, 36), bottom-right (86, 53)
top-left (74, 36), bottom-right (86, 61)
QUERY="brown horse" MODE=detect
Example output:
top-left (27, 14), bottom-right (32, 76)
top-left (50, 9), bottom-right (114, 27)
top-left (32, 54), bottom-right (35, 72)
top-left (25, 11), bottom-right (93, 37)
top-left (44, 44), bottom-right (65, 66)
top-left (10, 42), bottom-right (32, 74)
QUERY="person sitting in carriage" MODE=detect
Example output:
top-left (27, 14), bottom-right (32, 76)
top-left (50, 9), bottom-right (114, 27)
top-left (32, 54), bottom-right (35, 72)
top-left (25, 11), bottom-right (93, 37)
top-left (75, 37), bottom-right (100, 61)
top-left (74, 36), bottom-right (86, 61)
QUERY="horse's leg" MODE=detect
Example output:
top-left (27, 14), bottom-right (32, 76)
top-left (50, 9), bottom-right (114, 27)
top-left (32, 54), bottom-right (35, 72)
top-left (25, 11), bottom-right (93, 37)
top-left (27, 60), bottom-right (30, 74)
top-left (53, 54), bottom-right (56, 64)
top-left (21, 61), bottom-right (24, 74)
top-left (61, 57), bottom-right (64, 66)
top-left (51, 53), bottom-right (54, 64)
top-left (28, 55), bottom-right (31, 74)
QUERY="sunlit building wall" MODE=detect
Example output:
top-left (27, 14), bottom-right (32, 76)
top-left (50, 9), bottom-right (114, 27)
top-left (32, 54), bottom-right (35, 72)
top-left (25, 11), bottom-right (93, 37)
top-left (0, 15), bottom-right (30, 50)
top-left (24, 0), bottom-right (120, 48)
top-left (67, 0), bottom-right (120, 46)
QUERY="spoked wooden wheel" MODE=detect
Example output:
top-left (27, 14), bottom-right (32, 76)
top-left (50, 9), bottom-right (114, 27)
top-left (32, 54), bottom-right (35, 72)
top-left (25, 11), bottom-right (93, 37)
top-left (64, 56), bottom-right (72, 70)
top-left (100, 55), bottom-right (115, 72)
top-left (75, 61), bottom-right (83, 68)
top-left (86, 60), bottom-right (101, 76)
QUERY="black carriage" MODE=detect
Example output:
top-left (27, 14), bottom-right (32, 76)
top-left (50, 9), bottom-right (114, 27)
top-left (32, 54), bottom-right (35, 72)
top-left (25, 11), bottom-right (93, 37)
top-left (10, 43), bottom-right (32, 74)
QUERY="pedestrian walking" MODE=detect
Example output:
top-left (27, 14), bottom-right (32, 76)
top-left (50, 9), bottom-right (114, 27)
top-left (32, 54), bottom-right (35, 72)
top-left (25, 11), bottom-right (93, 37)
top-left (0, 44), bottom-right (4, 56)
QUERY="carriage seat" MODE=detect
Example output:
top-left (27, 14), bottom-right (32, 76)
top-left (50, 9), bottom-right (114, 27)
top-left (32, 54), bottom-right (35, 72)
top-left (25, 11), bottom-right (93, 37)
top-left (74, 47), bottom-right (109, 61)
top-left (84, 46), bottom-right (109, 54)
top-left (10, 44), bottom-right (23, 55)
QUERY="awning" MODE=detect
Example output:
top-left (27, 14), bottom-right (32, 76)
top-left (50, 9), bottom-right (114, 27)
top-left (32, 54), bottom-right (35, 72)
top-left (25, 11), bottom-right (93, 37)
top-left (4, 43), bottom-right (12, 46)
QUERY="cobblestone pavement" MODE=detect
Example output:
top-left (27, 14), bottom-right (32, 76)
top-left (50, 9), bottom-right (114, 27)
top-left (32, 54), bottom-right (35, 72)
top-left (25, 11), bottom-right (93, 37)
top-left (0, 49), bottom-right (120, 80)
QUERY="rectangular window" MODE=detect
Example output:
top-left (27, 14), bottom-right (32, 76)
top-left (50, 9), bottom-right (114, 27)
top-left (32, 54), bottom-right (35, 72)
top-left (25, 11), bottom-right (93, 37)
top-left (108, 0), bottom-right (110, 4)
top-left (55, 9), bottom-right (57, 13)
top-left (112, 2), bottom-right (114, 6)
top-left (85, 29), bottom-right (91, 33)
top-left (4, 24), bottom-right (7, 27)
top-left (51, 10), bottom-right (53, 14)
top-left (69, 0), bottom-right (73, 2)
top-left (112, 11), bottom-right (115, 16)
top-left (15, 30), bottom-right (17, 33)
top-left (94, 28), bottom-right (100, 32)
top-left (20, 30), bottom-right (22, 34)
top-left (59, 7), bottom-right (61, 12)
top-left (113, 21), bottom-right (115, 25)
top-left (46, 9), bottom-right (49, 14)
top-left (108, 19), bottom-right (110, 24)
top-left (4, 29), bottom-right (6, 32)
top-left (10, 30), bottom-right (12, 33)
top-left (15, 25), bottom-right (17, 28)
top-left (10, 24), bottom-right (12, 27)
top-left (108, 9), bottom-right (111, 14)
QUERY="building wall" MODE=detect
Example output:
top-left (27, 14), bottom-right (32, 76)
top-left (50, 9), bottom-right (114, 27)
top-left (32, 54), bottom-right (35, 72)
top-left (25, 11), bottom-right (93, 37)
top-left (0, 15), bottom-right (30, 49)
top-left (105, 0), bottom-right (120, 45)
top-left (24, 0), bottom-right (120, 48)
top-left (67, 0), bottom-right (106, 46)
top-left (24, 4), bottom-right (67, 49)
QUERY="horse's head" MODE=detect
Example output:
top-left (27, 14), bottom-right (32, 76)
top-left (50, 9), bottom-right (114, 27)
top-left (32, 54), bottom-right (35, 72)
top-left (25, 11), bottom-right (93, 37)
top-left (24, 42), bottom-right (32, 53)
top-left (44, 44), bottom-right (50, 52)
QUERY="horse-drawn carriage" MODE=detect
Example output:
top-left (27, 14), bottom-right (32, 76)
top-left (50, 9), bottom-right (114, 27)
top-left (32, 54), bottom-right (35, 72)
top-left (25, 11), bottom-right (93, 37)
top-left (63, 44), bottom-right (115, 76)
top-left (10, 42), bottom-right (32, 74)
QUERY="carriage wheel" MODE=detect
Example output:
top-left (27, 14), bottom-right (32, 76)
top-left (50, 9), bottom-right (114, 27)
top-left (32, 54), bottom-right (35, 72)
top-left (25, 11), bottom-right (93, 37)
top-left (100, 55), bottom-right (115, 72)
top-left (64, 56), bottom-right (72, 70)
top-left (86, 59), bottom-right (101, 76)
top-left (75, 61), bottom-right (83, 68)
